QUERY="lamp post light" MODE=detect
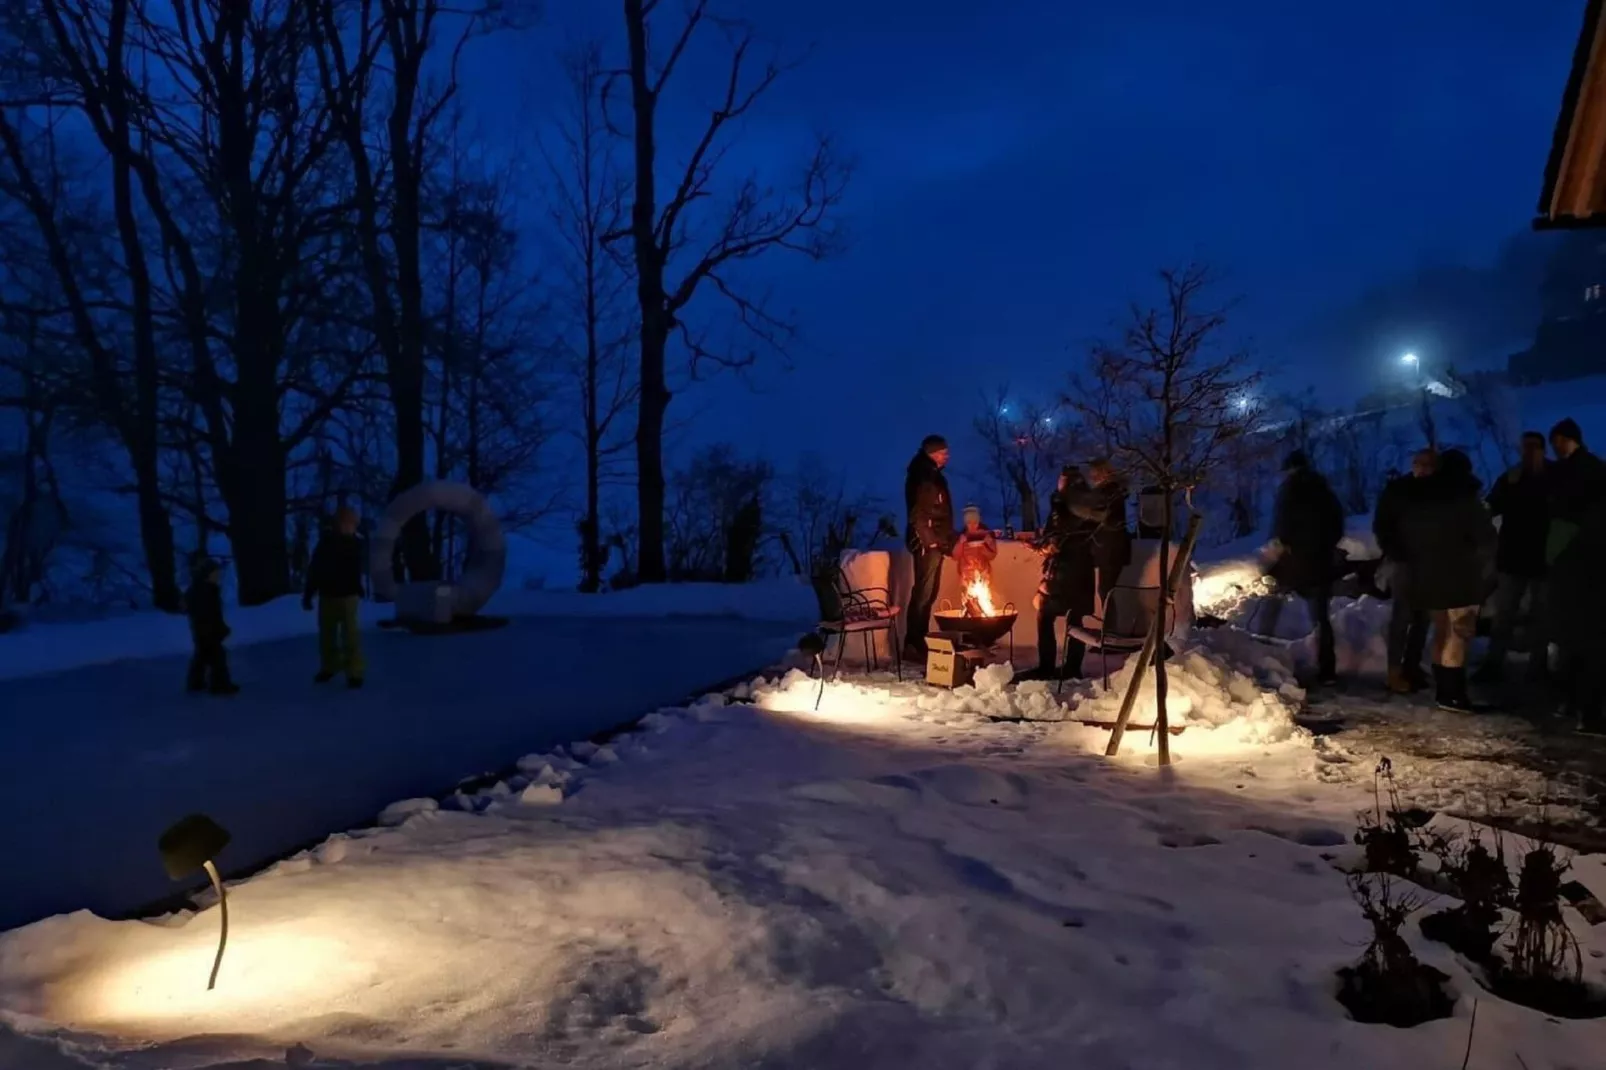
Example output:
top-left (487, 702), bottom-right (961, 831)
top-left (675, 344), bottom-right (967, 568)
top-left (158, 813), bottom-right (232, 991)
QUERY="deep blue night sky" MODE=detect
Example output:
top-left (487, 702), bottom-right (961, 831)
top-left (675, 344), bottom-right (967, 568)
top-left (464, 1), bottom-right (1586, 505)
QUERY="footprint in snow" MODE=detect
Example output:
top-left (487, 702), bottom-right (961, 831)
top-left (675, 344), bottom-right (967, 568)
top-left (1157, 830), bottom-right (1222, 849)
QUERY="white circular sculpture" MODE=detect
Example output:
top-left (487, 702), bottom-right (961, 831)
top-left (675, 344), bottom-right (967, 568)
top-left (369, 481), bottom-right (506, 617)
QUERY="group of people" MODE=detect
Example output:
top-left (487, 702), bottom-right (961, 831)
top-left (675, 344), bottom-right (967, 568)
top-left (184, 505), bottom-right (370, 695)
top-left (1266, 417), bottom-right (1606, 733)
top-left (902, 434), bottom-right (1158, 681)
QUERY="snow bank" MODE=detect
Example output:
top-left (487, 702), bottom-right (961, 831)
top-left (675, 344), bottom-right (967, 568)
top-left (0, 597), bottom-right (394, 682)
top-left (0, 578), bottom-right (813, 683)
top-left (1063, 647), bottom-right (1307, 751)
top-left (749, 645), bottom-right (1307, 760)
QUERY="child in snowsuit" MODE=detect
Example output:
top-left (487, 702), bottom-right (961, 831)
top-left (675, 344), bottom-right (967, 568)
top-left (303, 505), bottom-right (367, 688)
top-left (954, 505), bottom-right (999, 613)
top-left (185, 556), bottom-right (239, 695)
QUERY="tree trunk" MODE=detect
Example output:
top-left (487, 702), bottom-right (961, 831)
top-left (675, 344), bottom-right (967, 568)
top-left (635, 319), bottom-right (670, 583)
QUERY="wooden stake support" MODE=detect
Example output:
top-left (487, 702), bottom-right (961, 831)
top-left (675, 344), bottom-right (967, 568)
top-left (1104, 513), bottom-right (1204, 760)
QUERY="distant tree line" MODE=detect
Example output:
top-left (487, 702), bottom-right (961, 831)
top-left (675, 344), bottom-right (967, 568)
top-left (0, 0), bottom-right (848, 612)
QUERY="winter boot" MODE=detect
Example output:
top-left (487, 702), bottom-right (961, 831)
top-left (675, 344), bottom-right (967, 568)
top-left (1435, 666), bottom-right (1474, 714)
top-left (1385, 668), bottom-right (1414, 695)
top-left (210, 681), bottom-right (241, 696)
top-left (314, 670), bottom-right (336, 684)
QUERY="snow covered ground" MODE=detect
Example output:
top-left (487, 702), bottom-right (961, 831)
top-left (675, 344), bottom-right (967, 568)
top-left (2, 654), bottom-right (1603, 1069)
top-left (0, 604), bottom-right (811, 931)
top-left (0, 578), bottom-right (815, 683)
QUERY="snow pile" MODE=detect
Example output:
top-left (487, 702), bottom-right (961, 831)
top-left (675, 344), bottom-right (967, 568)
top-left (1195, 594), bottom-right (1392, 683)
top-left (1068, 647), bottom-right (1308, 750)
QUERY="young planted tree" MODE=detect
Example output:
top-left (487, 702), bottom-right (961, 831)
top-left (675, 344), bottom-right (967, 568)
top-left (543, 43), bottom-right (637, 593)
top-left (613, 0), bottom-right (849, 583)
top-left (1068, 265), bottom-right (1262, 764)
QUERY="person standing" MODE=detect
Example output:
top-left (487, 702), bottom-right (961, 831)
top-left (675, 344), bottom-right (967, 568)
top-left (1078, 459), bottom-right (1132, 606)
top-left (1033, 466), bottom-right (1097, 680)
top-left (1268, 451), bottom-right (1345, 684)
top-left (1474, 432), bottom-right (1551, 684)
top-left (185, 556), bottom-right (239, 695)
top-left (304, 505), bottom-right (368, 688)
top-left (1374, 449), bottom-right (1436, 693)
top-left (903, 435), bottom-right (956, 662)
top-left (1396, 449), bottom-right (1496, 713)
top-left (1546, 418), bottom-right (1606, 732)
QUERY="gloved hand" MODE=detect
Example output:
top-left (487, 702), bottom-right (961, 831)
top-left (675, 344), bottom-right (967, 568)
top-left (1032, 592), bottom-right (1043, 612)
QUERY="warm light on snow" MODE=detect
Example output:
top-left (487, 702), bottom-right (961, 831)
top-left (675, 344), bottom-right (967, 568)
top-left (74, 921), bottom-right (370, 1026)
top-left (1191, 560), bottom-right (1269, 618)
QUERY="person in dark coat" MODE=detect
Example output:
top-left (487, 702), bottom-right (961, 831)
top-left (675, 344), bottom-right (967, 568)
top-left (185, 556), bottom-right (239, 695)
top-left (1546, 418), bottom-right (1606, 733)
top-left (1373, 448), bottom-right (1436, 693)
top-left (1267, 451), bottom-right (1345, 683)
top-left (1077, 459), bottom-right (1132, 606)
top-left (1395, 449), bottom-right (1496, 712)
top-left (1546, 418), bottom-right (1606, 565)
top-left (903, 435), bottom-right (956, 661)
top-left (1033, 466), bottom-right (1097, 679)
top-left (303, 505), bottom-right (368, 687)
top-left (1473, 432), bottom-right (1551, 683)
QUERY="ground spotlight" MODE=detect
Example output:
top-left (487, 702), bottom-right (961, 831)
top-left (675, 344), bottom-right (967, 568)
top-left (157, 813), bottom-right (232, 991)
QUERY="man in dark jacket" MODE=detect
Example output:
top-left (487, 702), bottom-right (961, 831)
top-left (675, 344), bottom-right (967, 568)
top-left (304, 505), bottom-right (367, 687)
top-left (185, 556), bottom-right (239, 695)
top-left (1396, 450), bottom-right (1496, 712)
top-left (1268, 451), bottom-right (1345, 683)
top-left (1546, 418), bottom-right (1606, 733)
top-left (1374, 448), bottom-right (1435, 693)
top-left (903, 435), bottom-right (956, 661)
top-left (1474, 432), bottom-right (1551, 684)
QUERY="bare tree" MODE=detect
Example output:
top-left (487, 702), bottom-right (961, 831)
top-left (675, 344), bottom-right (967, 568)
top-left (971, 387), bottom-right (1075, 532)
top-left (773, 452), bottom-right (889, 577)
top-left (613, 0), bottom-right (849, 583)
top-left (1067, 265), bottom-right (1261, 764)
top-left (543, 42), bottom-right (637, 592)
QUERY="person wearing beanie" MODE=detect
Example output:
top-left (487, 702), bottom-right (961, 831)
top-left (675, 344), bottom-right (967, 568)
top-left (1546, 417), bottom-right (1606, 733)
top-left (1394, 449), bottom-right (1496, 713)
top-left (185, 555), bottom-right (239, 695)
top-left (903, 434), bottom-right (956, 661)
top-left (1265, 451), bottom-right (1345, 683)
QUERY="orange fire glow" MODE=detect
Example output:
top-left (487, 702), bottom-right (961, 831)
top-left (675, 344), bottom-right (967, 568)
top-left (963, 574), bottom-right (998, 617)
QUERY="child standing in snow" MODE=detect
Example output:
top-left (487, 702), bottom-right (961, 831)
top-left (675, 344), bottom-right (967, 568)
top-left (185, 556), bottom-right (239, 695)
top-left (303, 505), bottom-right (367, 688)
top-left (954, 505), bottom-right (998, 612)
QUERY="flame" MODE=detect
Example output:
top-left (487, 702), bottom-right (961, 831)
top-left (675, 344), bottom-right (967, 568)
top-left (963, 574), bottom-right (998, 617)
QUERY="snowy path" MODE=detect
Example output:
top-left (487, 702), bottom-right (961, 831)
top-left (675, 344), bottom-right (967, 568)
top-left (0, 615), bottom-right (804, 930)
